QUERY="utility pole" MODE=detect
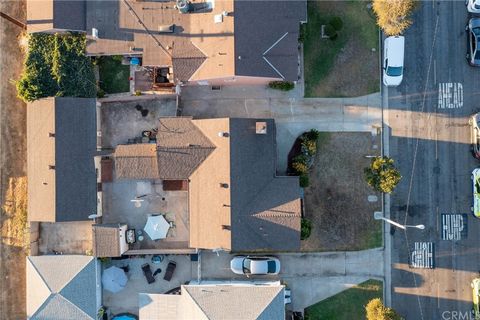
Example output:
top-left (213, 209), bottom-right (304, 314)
top-left (0, 11), bottom-right (26, 30)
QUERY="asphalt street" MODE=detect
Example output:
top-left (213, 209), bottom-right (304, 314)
top-left (388, 1), bottom-right (480, 319)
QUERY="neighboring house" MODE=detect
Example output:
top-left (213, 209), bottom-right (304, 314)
top-left (139, 283), bottom-right (285, 320)
top-left (112, 117), bottom-right (302, 252)
top-left (26, 255), bottom-right (101, 320)
top-left (26, 0), bottom-right (307, 86)
top-left (27, 97), bottom-right (98, 222)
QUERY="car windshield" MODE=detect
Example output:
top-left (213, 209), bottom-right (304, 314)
top-left (386, 66), bottom-right (403, 77)
top-left (473, 27), bottom-right (480, 36)
top-left (267, 261), bottom-right (277, 273)
top-left (242, 258), bottom-right (251, 274)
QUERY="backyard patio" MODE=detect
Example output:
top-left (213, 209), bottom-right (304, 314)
top-left (102, 255), bottom-right (195, 316)
top-left (101, 180), bottom-right (190, 251)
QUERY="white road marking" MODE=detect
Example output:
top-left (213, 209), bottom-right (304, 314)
top-left (411, 242), bottom-right (434, 269)
top-left (441, 214), bottom-right (465, 240)
top-left (438, 82), bottom-right (463, 109)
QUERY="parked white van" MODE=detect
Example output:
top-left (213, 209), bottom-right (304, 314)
top-left (383, 36), bottom-right (405, 87)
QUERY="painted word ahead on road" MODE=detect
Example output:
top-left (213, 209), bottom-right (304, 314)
top-left (438, 83), bottom-right (463, 109)
top-left (441, 214), bottom-right (468, 241)
top-left (410, 242), bottom-right (435, 269)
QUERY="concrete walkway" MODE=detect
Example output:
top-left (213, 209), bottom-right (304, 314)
top-left (179, 87), bottom-right (382, 172)
top-left (199, 248), bottom-right (383, 311)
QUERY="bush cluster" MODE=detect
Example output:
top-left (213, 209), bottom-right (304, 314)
top-left (324, 16), bottom-right (343, 41)
top-left (268, 81), bottom-right (295, 91)
top-left (301, 218), bottom-right (312, 240)
top-left (17, 32), bottom-right (96, 102)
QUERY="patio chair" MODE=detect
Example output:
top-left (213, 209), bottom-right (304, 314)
top-left (141, 263), bottom-right (155, 284)
top-left (163, 261), bottom-right (177, 281)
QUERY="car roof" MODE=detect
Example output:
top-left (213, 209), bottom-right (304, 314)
top-left (385, 36), bottom-right (405, 67)
top-left (250, 260), bottom-right (268, 274)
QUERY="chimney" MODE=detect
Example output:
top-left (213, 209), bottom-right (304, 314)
top-left (256, 122), bottom-right (267, 134)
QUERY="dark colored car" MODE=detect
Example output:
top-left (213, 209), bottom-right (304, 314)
top-left (466, 18), bottom-right (480, 67)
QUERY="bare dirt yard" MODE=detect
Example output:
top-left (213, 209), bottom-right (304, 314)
top-left (0, 1), bottom-right (27, 318)
top-left (302, 132), bottom-right (382, 252)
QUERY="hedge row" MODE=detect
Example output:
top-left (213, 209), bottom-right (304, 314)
top-left (17, 32), bottom-right (96, 102)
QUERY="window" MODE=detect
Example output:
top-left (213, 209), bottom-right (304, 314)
top-left (386, 66), bottom-right (403, 77)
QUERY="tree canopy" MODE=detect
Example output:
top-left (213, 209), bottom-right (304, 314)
top-left (372, 0), bottom-right (415, 36)
top-left (364, 156), bottom-right (402, 194)
top-left (17, 32), bottom-right (96, 102)
top-left (366, 298), bottom-right (401, 320)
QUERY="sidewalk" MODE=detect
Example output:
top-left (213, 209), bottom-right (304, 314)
top-left (199, 248), bottom-right (384, 311)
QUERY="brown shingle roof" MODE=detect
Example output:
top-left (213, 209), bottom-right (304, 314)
top-left (114, 117), bottom-right (215, 180)
top-left (114, 144), bottom-right (159, 179)
top-left (92, 224), bottom-right (124, 257)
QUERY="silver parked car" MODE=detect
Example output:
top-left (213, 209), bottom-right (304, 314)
top-left (466, 18), bottom-right (480, 67)
top-left (230, 256), bottom-right (281, 276)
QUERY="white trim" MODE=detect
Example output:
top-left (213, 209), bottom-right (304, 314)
top-left (263, 32), bottom-right (289, 55)
top-left (262, 56), bottom-right (285, 79)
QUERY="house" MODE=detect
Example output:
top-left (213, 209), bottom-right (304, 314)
top-left (139, 283), bottom-right (285, 320)
top-left (111, 117), bottom-right (302, 252)
top-left (26, 0), bottom-right (307, 86)
top-left (26, 255), bottom-right (101, 319)
top-left (27, 97), bottom-right (97, 222)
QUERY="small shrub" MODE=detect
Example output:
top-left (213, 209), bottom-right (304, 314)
top-left (324, 24), bottom-right (337, 40)
top-left (304, 129), bottom-right (320, 141)
top-left (301, 218), bottom-right (312, 240)
top-left (96, 88), bottom-right (105, 98)
top-left (299, 175), bottom-right (310, 188)
top-left (329, 16), bottom-right (343, 31)
top-left (301, 139), bottom-right (317, 156)
top-left (292, 161), bottom-right (308, 175)
top-left (298, 23), bottom-right (306, 43)
top-left (134, 90), bottom-right (142, 96)
top-left (268, 81), bottom-right (295, 91)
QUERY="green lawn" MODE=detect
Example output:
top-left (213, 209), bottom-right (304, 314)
top-left (303, 1), bottom-right (379, 97)
top-left (97, 56), bottom-right (130, 94)
top-left (304, 280), bottom-right (383, 320)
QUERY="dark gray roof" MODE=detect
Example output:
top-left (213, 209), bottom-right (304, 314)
top-left (234, 0), bottom-right (307, 81)
top-left (53, 0), bottom-right (86, 31)
top-left (229, 119), bottom-right (301, 251)
top-left (55, 98), bottom-right (97, 221)
top-left (28, 97), bottom-right (97, 222)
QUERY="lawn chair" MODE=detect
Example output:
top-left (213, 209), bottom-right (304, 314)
top-left (163, 261), bottom-right (177, 281)
top-left (141, 263), bottom-right (155, 284)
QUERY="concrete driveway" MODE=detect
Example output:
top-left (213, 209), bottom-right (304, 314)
top-left (179, 87), bottom-right (382, 172)
top-left (199, 248), bottom-right (383, 311)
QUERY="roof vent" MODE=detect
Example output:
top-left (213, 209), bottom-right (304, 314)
top-left (256, 122), bottom-right (267, 134)
top-left (48, 165), bottom-right (55, 170)
top-left (218, 132), bottom-right (229, 138)
top-left (48, 132), bottom-right (55, 137)
top-left (92, 28), bottom-right (99, 39)
top-left (220, 183), bottom-right (229, 188)
top-left (222, 225), bottom-right (231, 230)
top-left (214, 14), bottom-right (223, 23)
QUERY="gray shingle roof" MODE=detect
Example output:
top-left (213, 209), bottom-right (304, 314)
top-left (27, 97), bottom-right (97, 222)
top-left (234, 0), bottom-right (307, 81)
top-left (53, 0), bottom-right (86, 31)
top-left (27, 255), bottom-right (97, 320)
top-left (229, 119), bottom-right (301, 251)
top-left (139, 284), bottom-right (285, 320)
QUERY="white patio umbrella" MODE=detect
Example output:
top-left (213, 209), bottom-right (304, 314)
top-left (144, 215), bottom-right (170, 240)
top-left (102, 266), bottom-right (128, 293)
